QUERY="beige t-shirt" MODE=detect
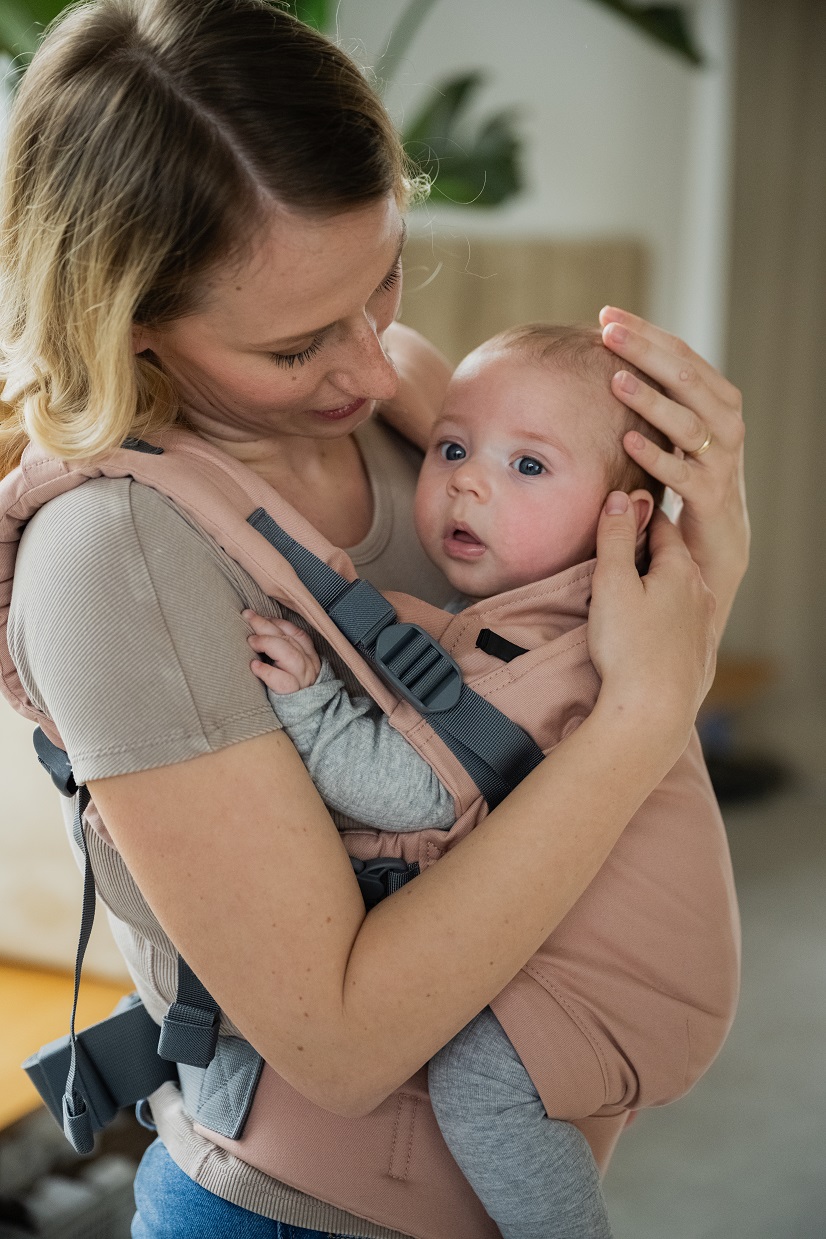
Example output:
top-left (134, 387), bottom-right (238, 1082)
top-left (8, 417), bottom-right (454, 1239)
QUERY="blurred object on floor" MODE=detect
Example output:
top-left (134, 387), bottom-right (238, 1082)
top-left (699, 656), bottom-right (791, 804)
top-left (0, 1106), bottom-right (151, 1239)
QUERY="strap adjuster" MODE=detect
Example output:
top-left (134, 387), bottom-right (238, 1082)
top-left (350, 857), bottom-right (420, 909)
top-left (33, 727), bottom-right (77, 798)
top-left (158, 1002), bottom-right (219, 1068)
top-left (374, 623), bottom-right (462, 713)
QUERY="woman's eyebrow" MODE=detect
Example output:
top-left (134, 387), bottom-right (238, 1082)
top-left (255, 223), bottom-right (408, 350)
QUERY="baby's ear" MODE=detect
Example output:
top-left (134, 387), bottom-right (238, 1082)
top-left (628, 488), bottom-right (655, 534)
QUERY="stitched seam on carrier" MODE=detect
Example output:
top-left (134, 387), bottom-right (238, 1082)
top-left (524, 962), bottom-right (611, 1095)
top-left (388, 1093), bottom-right (418, 1182)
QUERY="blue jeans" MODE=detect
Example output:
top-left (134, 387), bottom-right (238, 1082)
top-left (132, 1140), bottom-right (356, 1238)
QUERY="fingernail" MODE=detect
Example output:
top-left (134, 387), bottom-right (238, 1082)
top-left (605, 323), bottom-right (627, 345)
top-left (627, 431), bottom-right (645, 450)
top-left (605, 491), bottom-right (629, 514)
top-left (617, 370), bottom-right (637, 394)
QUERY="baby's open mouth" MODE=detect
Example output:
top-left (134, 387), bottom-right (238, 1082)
top-left (444, 524), bottom-right (487, 559)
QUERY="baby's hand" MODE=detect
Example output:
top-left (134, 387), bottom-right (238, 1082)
top-left (243, 611), bottom-right (321, 694)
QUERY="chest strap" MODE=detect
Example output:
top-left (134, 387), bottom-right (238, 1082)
top-left (248, 508), bottom-right (545, 811)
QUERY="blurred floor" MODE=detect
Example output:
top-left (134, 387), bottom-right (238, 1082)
top-left (604, 779), bottom-right (826, 1238)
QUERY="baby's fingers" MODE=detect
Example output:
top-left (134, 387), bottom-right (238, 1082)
top-left (250, 657), bottom-right (302, 696)
top-left (248, 631), bottom-right (305, 675)
top-left (243, 612), bottom-right (317, 654)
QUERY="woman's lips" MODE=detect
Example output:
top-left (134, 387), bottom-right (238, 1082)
top-left (443, 526), bottom-right (487, 560)
top-left (311, 397), bottom-right (367, 422)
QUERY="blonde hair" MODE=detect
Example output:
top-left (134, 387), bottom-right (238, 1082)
top-left (0, 0), bottom-right (420, 477)
top-left (488, 323), bottom-right (672, 505)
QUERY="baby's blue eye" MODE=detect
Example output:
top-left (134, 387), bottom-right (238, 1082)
top-left (441, 442), bottom-right (466, 462)
top-left (514, 456), bottom-right (544, 476)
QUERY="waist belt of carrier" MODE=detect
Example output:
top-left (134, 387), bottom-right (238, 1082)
top-left (247, 508), bottom-right (545, 811)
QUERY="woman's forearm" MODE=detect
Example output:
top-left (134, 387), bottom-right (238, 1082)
top-left (91, 694), bottom-right (683, 1120)
top-left (334, 694), bottom-right (684, 1115)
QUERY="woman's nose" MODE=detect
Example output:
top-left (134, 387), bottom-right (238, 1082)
top-left (330, 317), bottom-right (399, 402)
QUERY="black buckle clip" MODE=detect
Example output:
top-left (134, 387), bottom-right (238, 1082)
top-left (33, 727), bottom-right (78, 798)
top-left (373, 622), bottom-right (462, 713)
top-left (350, 857), bottom-right (417, 910)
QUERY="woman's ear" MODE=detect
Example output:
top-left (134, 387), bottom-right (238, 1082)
top-left (628, 488), bottom-right (655, 534)
top-left (132, 324), bottom-right (153, 355)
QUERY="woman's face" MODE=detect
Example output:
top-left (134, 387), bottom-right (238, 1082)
top-left (139, 194), bottom-right (405, 450)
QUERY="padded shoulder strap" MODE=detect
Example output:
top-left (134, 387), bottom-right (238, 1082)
top-left (248, 507), bottom-right (545, 810)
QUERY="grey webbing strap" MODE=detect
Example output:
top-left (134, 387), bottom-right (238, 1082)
top-left (249, 508), bottom-right (355, 611)
top-left (63, 786), bottom-right (97, 1155)
top-left (158, 957), bottom-right (220, 1069)
top-left (32, 729), bottom-right (221, 1076)
top-left (247, 507), bottom-right (544, 809)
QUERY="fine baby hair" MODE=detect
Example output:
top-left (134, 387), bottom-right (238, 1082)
top-left (488, 323), bottom-right (673, 504)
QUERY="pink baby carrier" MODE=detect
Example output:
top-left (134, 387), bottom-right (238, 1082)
top-left (0, 429), bottom-right (740, 1239)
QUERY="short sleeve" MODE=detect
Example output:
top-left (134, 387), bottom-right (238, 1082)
top-left (8, 477), bottom-right (282, 783)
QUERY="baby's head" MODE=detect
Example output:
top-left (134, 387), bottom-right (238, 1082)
top-left (413, 323), bottom-right (671, 600)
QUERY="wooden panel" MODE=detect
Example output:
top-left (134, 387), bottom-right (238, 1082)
top-left (0, 961), bottom-right (128, 1129)
top-left (400, 235), bottom-right (648, 364)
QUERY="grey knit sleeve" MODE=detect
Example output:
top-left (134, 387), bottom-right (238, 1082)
top-left (268, 660), bottom-right (455, 832)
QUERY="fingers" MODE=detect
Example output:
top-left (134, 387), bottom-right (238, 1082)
top-left (600, 314), bottom-right (742, 457)
top-left (592, 491), bottom-right (644, 590)
top-left (599, 306), bottom-right (740, 409)
top-left (243, 611), bottom-right (321, 692)
top-left (622, 426), bottom-right (696, 496)
top-left (644, 506), bottom-right (694, 566)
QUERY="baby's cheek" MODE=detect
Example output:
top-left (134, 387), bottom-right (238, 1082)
top-left (413, 473), bottom-right (441, 554)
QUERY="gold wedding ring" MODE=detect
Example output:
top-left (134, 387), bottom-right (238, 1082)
top-left (688, 430), bottom-right (713, 458)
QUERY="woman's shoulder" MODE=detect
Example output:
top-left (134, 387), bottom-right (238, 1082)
top-left (10, 476), bottom-right (281, 784)
top-left (17, 475), bottom-right (194, 576)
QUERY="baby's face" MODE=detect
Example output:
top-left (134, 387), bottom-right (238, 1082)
top-left (414, 348), bottom-right (614, 599)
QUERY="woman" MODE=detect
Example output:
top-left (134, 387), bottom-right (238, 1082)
top-left (0, 1), bottom-right (747, 1236)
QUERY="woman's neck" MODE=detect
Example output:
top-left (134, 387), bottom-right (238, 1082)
top-left (196, 425), bottom-right (374, 548)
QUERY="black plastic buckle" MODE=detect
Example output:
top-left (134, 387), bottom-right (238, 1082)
top-left (158, 1003), bottom-right (219, 1068)
top-left (121, 437), bottom-right (164, 455)
top-left (33, 727), bottom-right (78, 798)
top-left (350, 857), bottom-right (417, 910)
top-left (373, 623), bottom-right (462, 713)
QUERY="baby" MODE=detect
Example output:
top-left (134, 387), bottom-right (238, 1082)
top-left (247, 324), bottom-right (670, 1239)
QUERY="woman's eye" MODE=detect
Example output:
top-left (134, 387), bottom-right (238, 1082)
top-left (514, 456), bottom-right (545, 476)
top-left (378, 261), bottom-right (402, 294)
top-left (440, 442), bottom-right (466, 462)
top-left (270, 337), bottom-right (324, 369)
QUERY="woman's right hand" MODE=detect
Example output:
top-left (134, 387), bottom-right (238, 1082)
top-left (587, 491), bottom-right (717, 762)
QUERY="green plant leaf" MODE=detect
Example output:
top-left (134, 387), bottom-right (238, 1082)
top-left (0, 0), bottom-right (42, 58)
top-left (588, 0), bottom-right (704, 66)
top-left (0, 0), bottom-right (74, 61)
top-left (281, 0), bottom-right (330, 32)
top-left (374, 0), bottom-right (439, 90)
top-left (403, 73), bottom-right (522, 208)
top-left (404, 71), bottom-right (486, 147)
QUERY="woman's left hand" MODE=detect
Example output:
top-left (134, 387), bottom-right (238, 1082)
top-left (600, 306), bottom-right (749, 642)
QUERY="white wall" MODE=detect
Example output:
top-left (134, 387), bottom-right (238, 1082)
top-left (339, 0), bottom-right (734, 364)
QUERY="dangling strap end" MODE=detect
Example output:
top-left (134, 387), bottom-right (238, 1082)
top-left (62, 1091), bottom-right (95, 1156)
